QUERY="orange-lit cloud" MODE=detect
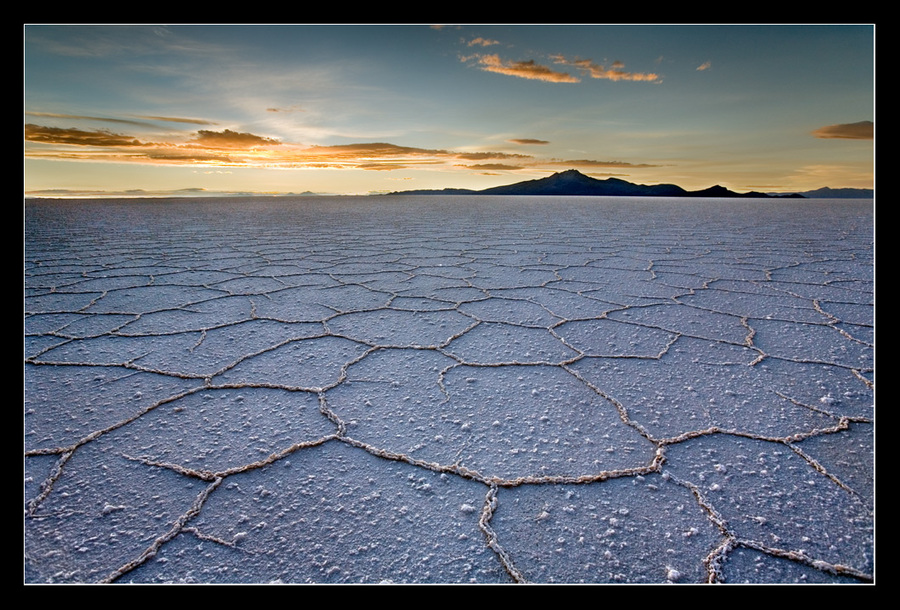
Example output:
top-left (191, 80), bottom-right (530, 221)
top-left (295, 144), bottom-right (530, 171)
top-left (463, 51), bottom-right (660, 84)
top-left (552, 55), bottom-right (660, 82)
top-left (141, 150), bottom-right (234, 163)
top-left (297, 142), bottom-right (452, 160)
top-left (25, 124), bottom-right (145, 147)
top-left (696, 61), bottom-right (712, 71)
top-left (357, 163), bottom-right (413, 171)
top-left (25, 122), bottom-right (530, 170)
top-left (811, 121), bottom-right (873, 140)
top-left (547, 158), bottom-right (662, 169)
top-left (190, 129), bottom-right (281, 148)
top-left (467, 37), bottom-right (499, 47)
top-left (455, 151), bottom-right (532, 161)
top-left (456, 163), bottom-right (526, 171)
top-left (465, 53), bottom-right (580, 83)
top-left (24, 121), bottom-right (663, 178)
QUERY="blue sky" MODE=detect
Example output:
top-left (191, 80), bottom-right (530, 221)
top-left (24, 24), bottom-right (875, 197)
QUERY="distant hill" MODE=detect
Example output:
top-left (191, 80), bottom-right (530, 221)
top-left (387, 169), bottom-right (809, 198)
top-left (340, 177), bottom-right (870, 199)
top-left (479, 171), bottom-right (693, 197)
top-left (791, 186), bottom-right (874, 199)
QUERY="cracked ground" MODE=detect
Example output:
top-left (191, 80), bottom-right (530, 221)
top-left (24, 196), bottom-right (874, 584)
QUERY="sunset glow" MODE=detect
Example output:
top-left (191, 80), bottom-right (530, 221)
top-left (24, 24), bottom-right (875, 197)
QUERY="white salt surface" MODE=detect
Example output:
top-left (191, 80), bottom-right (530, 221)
top-left (24, 195), bottom-right (874, 584)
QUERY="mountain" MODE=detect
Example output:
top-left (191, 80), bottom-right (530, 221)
top-left (792, 186), bottom-right (873, 199)
top-left (387, 170), bottom-right (806, 198)
top-left (479, 171), bottom-right (689, 197)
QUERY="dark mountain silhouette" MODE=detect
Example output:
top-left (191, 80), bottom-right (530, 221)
top-left (792, 186), bottom-right (873, 199)
top-left (480, 171), bottom-right (690, 197)
top-left (387, 169), bottom-right (808, 198)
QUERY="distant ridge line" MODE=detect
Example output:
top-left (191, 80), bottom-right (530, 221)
top-left (385, 169), bottom-right (873, 199)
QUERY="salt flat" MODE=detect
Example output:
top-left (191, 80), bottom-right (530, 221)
top-left (24, 195), bottom-right (874, 584)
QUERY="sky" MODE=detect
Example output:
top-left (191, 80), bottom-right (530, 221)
top-left (23, 24), bottom-right (875, 197)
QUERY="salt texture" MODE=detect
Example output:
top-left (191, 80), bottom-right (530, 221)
top-left (25, 195), bottom-right (874, 583)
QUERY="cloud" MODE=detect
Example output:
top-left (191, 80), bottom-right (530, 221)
top-left (299, 142), bottom-right (451, 160)
top-left (135, 115), bottom-right (218, 125)
top-left (266, 105), bottom-right (305, 114)
top-left (467, 37), bottom-right (500, 47)
top-left (696, 61), bottom-right (712, 71)
top-left (465, 53), bottom-right (580, 83)
top-left (547, 158), bottom-right (662, 169)
top-left (294, 144), bottom-right (532, 169)
top-left (27, 112), bottom-right (218, 128)
top-left (455, 151), bottom-right (532, 161)
top-left (25, 124), bottom-right (144, 147)
top-left (357, 163), bottom-right (413, 171)
top-left (509, 138), bottom-right (549, 145)
top-left (142, 150), bottom-right (234, 163)
top-left (457, 163), bottom-right (526, 171)
top-left (26, 112), bottom-right (160, 128)
top-left (190, 129), bottom-right (281, 148)
top-left (552, 56), bottom-right (660, 82)
top-left (31, 121), bottom-right (666, 178)
top-left (25, 123), bottom-right (281, 166)
top-left (463, 52), bottom-right (659, 84)
top-left (811, 121), bottom-right (873, 140)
